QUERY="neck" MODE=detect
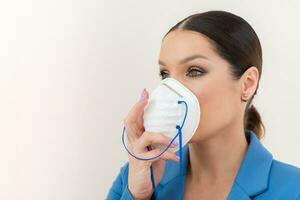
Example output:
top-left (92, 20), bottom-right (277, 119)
top-left (187, 124), bottom-right (248, 184)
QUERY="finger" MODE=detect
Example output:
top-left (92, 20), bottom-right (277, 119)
top-left (123, 89), bottom-right (149, 140)
top-left (143, 88), bottom-right (149, 100)
top-left (136, 89), bottom-right (149, 125)
top-left (158, 151), bottom-right (180, 162)
top-left (137, 131), bottom-right (176, 151)
top-left (142, 148), bottom-right (180, 163)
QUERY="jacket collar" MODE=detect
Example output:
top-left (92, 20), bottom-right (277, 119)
top-left (158, 130), bottom-right (273, 199)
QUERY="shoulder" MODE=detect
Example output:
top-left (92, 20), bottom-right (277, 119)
top-left (109, 161), bottom-right (130, 185)
top-left (118, 161), bottom-right (130, 179)
top-left (270, 159), bottom-right (300, 181)
top-left (272, 159), bottom-right (300, 178)
top-left (268, 159), bottom-right (300, 193)
top-left (106, 162), bottom-right (131, 200)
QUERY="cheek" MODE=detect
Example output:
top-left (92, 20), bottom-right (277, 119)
top-left (189, 75), bottom-right (240, 139)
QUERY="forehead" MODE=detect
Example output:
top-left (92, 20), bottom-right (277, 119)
top-left (159, 30), bottom-right (217, 61)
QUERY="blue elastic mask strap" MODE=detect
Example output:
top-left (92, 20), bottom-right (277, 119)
top-left (176, 100), bottom-right (188, 200)
top-left (121, 100), bottom-right (188, 199)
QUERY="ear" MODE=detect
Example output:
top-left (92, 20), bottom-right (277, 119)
top-left (240, 66), bottom-right (259, 102)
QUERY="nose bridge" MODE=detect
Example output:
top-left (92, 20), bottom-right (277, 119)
top-left (172, 70), bottom-right (182, 80)
top-left (160, 66), bottom-right (190, 92)
top-left (167, 72), bottom-right (184, 85)
top-left (164, 76), bottom-right (195, 98)
top-left (172, 77), bottom-right (187, 90)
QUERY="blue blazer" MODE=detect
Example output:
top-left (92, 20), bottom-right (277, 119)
top-left (106, 130), bottom-right (300, 199)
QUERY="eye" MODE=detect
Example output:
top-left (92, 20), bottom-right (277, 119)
top-left (187, 67), bottom-right (206, 78)
top-left (158, 66), bottom-right (206, 80)
top-left (158, 70), bottom-right (169, 80)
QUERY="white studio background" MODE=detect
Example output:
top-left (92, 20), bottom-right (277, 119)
top-left (0, 1), bottom-right (300, 200)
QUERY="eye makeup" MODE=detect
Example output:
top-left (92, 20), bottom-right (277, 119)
top-left (159, 66), bottom-right (207, 80)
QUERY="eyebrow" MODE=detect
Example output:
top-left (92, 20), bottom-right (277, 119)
top-left (158, 54), bottom-right (208, 66)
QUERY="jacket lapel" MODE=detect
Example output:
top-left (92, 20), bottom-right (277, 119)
top-left (227, 184), bottom-right (252, 200)
top-left (227, 130), bottom-right (273, 200)
top-left (156, 144), bottom-right (189, 200)
top-left (156, 130), bottom-right (273, 200)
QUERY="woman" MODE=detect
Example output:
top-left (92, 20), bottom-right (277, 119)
top-left (106, 10), bottom-right (300, 200)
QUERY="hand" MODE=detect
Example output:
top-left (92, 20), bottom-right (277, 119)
top-left (123, 88), bottom-right (179, 200)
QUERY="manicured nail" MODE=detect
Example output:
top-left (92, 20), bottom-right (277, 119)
top-left (139, 88), bottom-right (146, 101)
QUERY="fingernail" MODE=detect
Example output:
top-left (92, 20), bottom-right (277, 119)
top-left (176, 156), bottom-right (180, 161)
top-left (139, 88), bottom-right (146, 101)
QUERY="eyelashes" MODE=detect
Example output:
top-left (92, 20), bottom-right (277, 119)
top-left (159, 67), bottom-right (206, 80)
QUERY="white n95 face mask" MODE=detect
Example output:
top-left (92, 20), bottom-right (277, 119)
top-left (121, 77), bottom-right (201, 160)
top-left (142, 77), bottom-right (201, 153)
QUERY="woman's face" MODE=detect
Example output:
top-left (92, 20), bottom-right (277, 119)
top-left (158, 30), bottom-right (246, 142)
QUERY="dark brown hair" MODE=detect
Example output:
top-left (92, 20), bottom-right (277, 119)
top-left (163, 10), bottom-right (265, 139)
